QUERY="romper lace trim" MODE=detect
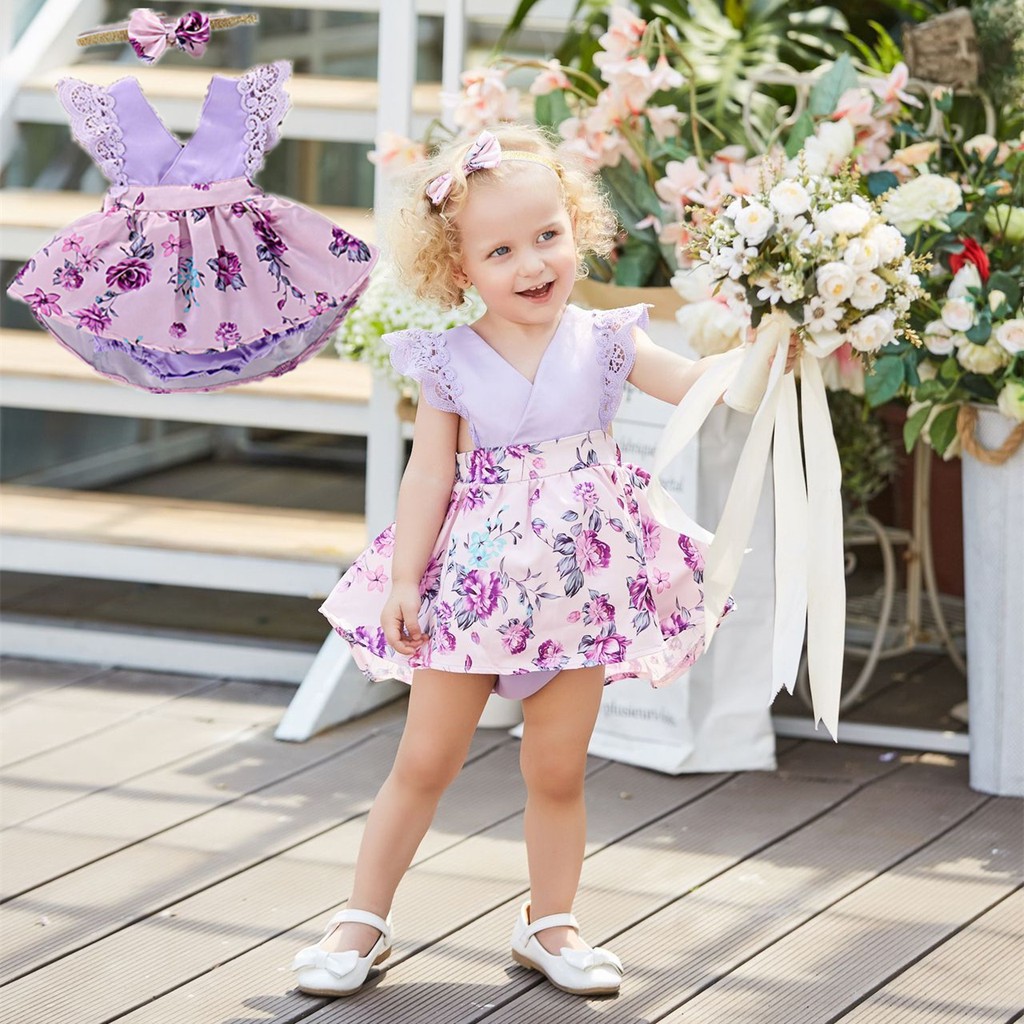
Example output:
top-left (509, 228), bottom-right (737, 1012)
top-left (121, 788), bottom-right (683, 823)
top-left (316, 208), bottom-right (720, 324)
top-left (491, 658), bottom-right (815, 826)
top-left (237, 60), bottom-right (292, 178)
top-left (594, 303), bottom-right (648, 427)
top-left (388, 328), bottom-right (466, 416)
top-left (56, 79), bottom-right (128, 195)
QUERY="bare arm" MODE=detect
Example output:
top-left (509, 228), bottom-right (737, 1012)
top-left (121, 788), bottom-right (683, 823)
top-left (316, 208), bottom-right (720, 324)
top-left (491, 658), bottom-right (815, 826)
top-left (382, 397), bottom-right (458, 654)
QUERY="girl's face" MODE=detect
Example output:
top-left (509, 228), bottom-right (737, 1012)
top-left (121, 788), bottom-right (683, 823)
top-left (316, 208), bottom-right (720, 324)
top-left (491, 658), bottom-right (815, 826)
top-left (455, 166), bottom-right (577, 330)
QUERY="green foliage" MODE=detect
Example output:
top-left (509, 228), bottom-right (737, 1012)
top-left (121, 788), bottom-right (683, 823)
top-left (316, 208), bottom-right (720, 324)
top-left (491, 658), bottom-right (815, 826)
top-left (828, 389), bottom-right (898, 509)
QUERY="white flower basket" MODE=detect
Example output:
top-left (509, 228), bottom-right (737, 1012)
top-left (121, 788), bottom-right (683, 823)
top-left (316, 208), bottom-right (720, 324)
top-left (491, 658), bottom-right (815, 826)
top-left (962, 405), bottom-right (1024, 797)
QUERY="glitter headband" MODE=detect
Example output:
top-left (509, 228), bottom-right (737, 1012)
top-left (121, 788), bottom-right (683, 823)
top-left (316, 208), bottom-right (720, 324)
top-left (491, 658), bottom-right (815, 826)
top-left (426, 130), bottom-right (561, 207)
top-left (77, 9), bottom-right (258, 63)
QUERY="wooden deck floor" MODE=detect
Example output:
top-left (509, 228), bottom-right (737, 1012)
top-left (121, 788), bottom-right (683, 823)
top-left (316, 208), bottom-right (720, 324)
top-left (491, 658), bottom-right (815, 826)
top-left (0, 656), bottom-right (1020, 1024)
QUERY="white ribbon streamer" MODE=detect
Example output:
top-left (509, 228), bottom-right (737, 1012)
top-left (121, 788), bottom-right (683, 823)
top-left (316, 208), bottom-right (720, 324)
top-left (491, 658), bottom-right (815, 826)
top-left (650, 309), bottom-right (845, 739)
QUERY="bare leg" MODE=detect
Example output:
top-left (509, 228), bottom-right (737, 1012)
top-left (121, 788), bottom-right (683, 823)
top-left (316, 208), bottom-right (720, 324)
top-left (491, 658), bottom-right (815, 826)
top-left (321, 668), bottom-right (495, 954)
top-left (519, 665), bottom-right (605, 955)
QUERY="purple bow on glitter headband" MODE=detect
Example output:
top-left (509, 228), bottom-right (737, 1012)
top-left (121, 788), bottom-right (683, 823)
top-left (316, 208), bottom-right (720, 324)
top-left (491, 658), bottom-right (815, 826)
top-left (128, 8), bottom-right (211, 63)
top-left (426, 131), bottom-right (502, 206)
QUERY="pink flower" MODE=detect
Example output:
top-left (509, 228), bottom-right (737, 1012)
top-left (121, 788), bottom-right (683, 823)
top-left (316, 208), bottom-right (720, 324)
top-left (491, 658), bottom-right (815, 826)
top-left (832, 88), bottom-right (874, 126)
top-left (365, 566), bottom-right (388, 592)
top-left (372, 523), bottom-right (395, 557)
top-left (871, 62), bottom-right (922, 110)
top-left (162, 236), bottom-right (184, 257)
top-left (583, 594), bottom-right (615, 625)
top-left (596, 7), bottom-right (646, 59)
top-left (534, 639), bottom-right (567, 670)
top-left (567, 610), bottom-right (582, 623)
top-left (573, 481), bottom-right (599, 509)
top-left (25, 288), bottom-right (62, 316)
top-left (501, 618), bottom-right (532, 655)
top-left (62, 234), bottom-right (83, 253)
top-left (655, 157), bottom-right (707, 210)
top-left (650, 566), bottom-right (671, 593)
top-left (460, 569), bottom-right (501, 619)
top-left (72, 304), bottom-right (111, 332)
top-left (575, 530), bottom-right (611, 574)
top-left (55, 265), bottom-right (83, 290)
top-left (627, 570), bottom-right (656, 614)
top-left (646, 103), bottom-right (682, 142)
top-left (168, 321), bottom-right (187, 338)
top-left (530, 59), bottom-right (570, 97)
top-left (584, 628), bottom-right (629, 665)
top-left (449, 67), bottom-right (520, 132)
top-left (640, 514), bottom-right (661, 559)
top-left (369, 131), bottom-right (428, 170)
top-left (105, 257), bottom-right (151, 291)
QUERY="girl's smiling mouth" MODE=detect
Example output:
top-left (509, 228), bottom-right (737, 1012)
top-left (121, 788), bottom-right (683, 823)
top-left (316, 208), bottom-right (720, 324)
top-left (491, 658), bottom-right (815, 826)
top-left (518, 281), bottom-right (554, 301)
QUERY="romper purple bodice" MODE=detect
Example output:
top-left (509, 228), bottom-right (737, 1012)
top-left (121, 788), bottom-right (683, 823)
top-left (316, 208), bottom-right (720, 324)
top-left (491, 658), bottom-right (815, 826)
top-left (55, 61), bottom-right (290, 193)
top-left (388, 303), bottom-right (648, 447)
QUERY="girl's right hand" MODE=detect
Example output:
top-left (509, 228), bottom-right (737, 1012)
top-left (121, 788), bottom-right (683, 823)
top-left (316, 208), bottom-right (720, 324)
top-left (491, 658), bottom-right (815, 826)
top-left (381, 582), bottom-right (427, 655)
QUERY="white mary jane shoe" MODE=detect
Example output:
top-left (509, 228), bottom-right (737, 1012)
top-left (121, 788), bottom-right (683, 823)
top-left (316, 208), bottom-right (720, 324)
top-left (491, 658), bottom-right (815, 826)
top-left (291, 908), bottom-right (393, 997)
top-left (510, 902), bottom-right (622, 996)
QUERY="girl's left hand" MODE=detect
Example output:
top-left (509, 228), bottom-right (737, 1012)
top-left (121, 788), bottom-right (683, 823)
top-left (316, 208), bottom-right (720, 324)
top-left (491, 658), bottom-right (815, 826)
top-left (785, 332), bottom-right (800, 373)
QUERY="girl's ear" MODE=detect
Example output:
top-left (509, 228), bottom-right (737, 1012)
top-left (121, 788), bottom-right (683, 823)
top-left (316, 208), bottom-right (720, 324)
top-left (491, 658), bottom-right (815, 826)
top-left (454, 265), bottom-right (472, 288)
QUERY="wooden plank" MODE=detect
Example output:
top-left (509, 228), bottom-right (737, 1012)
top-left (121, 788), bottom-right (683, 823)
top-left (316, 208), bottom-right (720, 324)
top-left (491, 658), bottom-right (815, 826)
top-left (0, 680), bottom-right (296, 828)
top-left (0, 328), bottom-right (373, 405)
top-left (837, 889), bottom-right (1024, 1023)
top-left (0, 666), bottom-right (218, 768)
top-left (1, 701), bottom-right (406, 899)
top-left (0, 486), bottom-right (366, 562)
top-left (0, 725), bottom-right (510, 986)
top-left (0, 732), bottom-right (531, 1022)
top-left (477, 756), bottom-right (986, 1024)
top-left (660, 798), bottom-right (1021, 1024)
top-left (0, 657), bottom-right (103, 708)
top-left (100, 760), bottom-right (730, 1024)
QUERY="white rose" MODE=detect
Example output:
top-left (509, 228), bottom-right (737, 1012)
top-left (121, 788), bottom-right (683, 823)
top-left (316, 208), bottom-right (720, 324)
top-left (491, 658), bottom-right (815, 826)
top-left (923, 320), bottom-right (956, 355)
top-left (800, 119), bottom-right (855, 176)
top-left (768, 180), bottom-right (810, 217)
top-left (817, 201), bottom-right (871, 238)
top-left (733, 202), bottom-right (775, 245)
top-left (947, 264), bottom-right (982, 300)
top-left (867, 223), bottom-right (906, 264)
top-left (671, 263), bottom-right (716, 304)
top-left (816, 261), bottom-right (857, 305)
top-left (964, 134), bottom-right (998, 160)
top-left (989, 289), bottom-right (1007, 312)
top-left (941, 297), bottom-right (976, 332)
top-left (851, 272), bottom-right (887, 311)
top-left (957, 341), bottom-right (1009, 374)
top-left (917, 362), bottom-right (938, 382)
top-left (843, 237), bottom-right (882, 274)
top-left (995, 319), bottom-right (1024, 355)
top-left (997, 380), bottom-right (1024, 422)
top-left (847, 313), bottom-right (894, 352)
top-left (881, 174), bottom-right (963, 234)
top-left (675, 299), bottom-right (746, 356)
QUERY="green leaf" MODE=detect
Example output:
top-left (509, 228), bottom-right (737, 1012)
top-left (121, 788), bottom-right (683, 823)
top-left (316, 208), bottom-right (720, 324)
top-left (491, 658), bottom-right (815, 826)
top-left (915, 379), bottom-right (949, 402)
top-left (867, 171), bottom-right (900, 197)
top-left (965, 320), bottom-right (992, 343)
top-left (614, 235), bottom-right (660, 288)
top-left (988, 271), bottom-right (1022, 309)
top-left (808, 54), bottom-right (857, 117)
top-left (946, 211), bottom-right (970, 230)
top-left (929, 405), bottom-right (959, 455)
top-left (784, 112), bottom-right (815, 158)
top-left (865, 354), bottom-right (905, 407)
top-left (903, 404), bottom-right (931, 451)
top-left (534, 91), bottom-right (572, 132)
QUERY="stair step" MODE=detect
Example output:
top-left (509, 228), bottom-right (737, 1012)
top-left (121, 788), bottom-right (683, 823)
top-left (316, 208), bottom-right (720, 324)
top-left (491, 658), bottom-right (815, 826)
top-left (0, 484), bottom-right (366, 597)
top-left (0, 188), bottom-right (374, 262)
top-left (15, 65), bottom-right (443, 143)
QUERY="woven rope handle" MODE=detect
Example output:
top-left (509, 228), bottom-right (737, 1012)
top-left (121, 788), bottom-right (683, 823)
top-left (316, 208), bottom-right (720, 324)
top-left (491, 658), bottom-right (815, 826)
top-left (77, 12), bottom-right (258, 46)
top-left (957, 405), bottom-right (1024, 465)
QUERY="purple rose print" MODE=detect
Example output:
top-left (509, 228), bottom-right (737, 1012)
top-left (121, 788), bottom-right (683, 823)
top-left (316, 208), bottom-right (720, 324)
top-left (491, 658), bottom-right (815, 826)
top-left (169, 322), bottom-right (187, 339)
top-left (640, 514), bottom-right (661, 559)
top-left (500, 618), bottom-right (532, 655)
top-left (467, 448), bottom-right (507, 484)
top-left (533, 640), bottom-right (568, 671)
top-left (353, 625), bottom-right (387, 659)
top-left (230, 202), bottom-right (248, 217)
top-left (460, 569), bottom-right (501, 620)
top-left (573, 481), bottom-right (599, 509)
top-left (435, 623), bottom-right (457, 653)
top-left (462, 486), bottom-right (487, 510)
top-left (372, 523), bottom-right (396, 556)
top-left (582, 593), bottom-right (615, 625)
top-left (253, 216), bottom-right (288, 259)
top-left (677, 535), bottom-right (704, 573)
top-left (105, 257), bottom-right (151, 292)
top-left (580, 627), bottom-right (629, 665)
top-left (53, 264), bottom-right (83, 290)
top-left (660, 609), bottom-right (693, 637)
top-left (215, 322), bottom-right (241, 346)
top-left (575, 530), bottom-right (611, 574)
top-left (329, 226), bottom-right (372, 263)
top-left (25, 288), bottom-right (62, 317)
top-left (627, 570), bottom-right (656, 615)
top-left (72, 304), bottom-right (112, 332)
top-left (419, 554), bottom-right (441, 598)
top-left (175, 11), bottom-right (211, 53)
top-left (207, 246), bottom-right (246, 292)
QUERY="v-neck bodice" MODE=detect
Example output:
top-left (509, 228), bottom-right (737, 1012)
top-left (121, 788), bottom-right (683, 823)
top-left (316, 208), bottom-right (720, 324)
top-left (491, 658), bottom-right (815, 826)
top-left (56, 61), bottom-right (292, 191)
top-left (388, 303), bottom-right (648, 448)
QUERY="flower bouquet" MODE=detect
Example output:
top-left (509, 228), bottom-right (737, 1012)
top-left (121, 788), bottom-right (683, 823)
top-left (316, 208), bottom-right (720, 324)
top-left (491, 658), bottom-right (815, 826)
top-left (647, 162), bottom-right (926, 738)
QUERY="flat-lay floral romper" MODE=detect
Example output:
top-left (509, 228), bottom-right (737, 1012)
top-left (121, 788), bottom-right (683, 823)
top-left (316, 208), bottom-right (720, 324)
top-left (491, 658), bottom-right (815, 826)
top-left (320, 302), bottom-right (732, 699)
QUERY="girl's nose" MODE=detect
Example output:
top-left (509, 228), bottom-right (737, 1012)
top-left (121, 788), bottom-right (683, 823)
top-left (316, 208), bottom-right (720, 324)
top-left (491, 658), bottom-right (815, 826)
top-left (520, 252), bottom-right (545, 276)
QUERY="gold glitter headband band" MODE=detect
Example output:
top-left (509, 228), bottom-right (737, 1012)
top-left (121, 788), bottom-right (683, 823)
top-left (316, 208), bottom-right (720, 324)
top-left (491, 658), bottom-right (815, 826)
top-left (77, 11), bottom-right (258, 48)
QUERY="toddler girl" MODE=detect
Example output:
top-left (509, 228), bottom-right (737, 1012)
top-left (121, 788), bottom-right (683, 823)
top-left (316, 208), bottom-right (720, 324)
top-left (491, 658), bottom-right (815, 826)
top-left (292, 125), bottom-right (770, 999)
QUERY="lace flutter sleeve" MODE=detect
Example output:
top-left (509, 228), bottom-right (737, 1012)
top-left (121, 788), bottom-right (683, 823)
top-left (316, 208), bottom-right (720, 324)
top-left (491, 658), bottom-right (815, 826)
top-left (387, 329), bottom-right (464, 415)
top-left (237, 60), bottom-right (292, 178)
top-left (56, 78), bottom-right (128, 194)
top-left (593, 303), bottom-right (650, 427)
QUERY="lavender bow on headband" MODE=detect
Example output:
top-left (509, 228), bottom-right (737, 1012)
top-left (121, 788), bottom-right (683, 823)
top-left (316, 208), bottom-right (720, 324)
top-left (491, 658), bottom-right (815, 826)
top-left (128, 8), bottom-right (211, 63)
top-left (426, 131), bottom-right (502, 206)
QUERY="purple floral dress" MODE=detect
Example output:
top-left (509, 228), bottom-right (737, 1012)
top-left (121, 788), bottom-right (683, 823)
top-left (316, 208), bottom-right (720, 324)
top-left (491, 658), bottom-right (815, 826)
top-left (320, 303), bottom-right (732, 700)
top-left (6, 61), bottom-right (377, 392)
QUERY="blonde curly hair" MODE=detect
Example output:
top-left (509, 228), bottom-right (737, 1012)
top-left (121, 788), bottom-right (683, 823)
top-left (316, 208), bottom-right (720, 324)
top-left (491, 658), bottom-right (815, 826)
top-left (388, 124), bottom-right (617, 311)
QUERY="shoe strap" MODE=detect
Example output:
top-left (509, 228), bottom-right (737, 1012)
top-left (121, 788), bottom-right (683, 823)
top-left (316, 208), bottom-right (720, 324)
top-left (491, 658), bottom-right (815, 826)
top-left (525, 911), bottom-right (579, 939)
top-left (326, 908), bottom-right (391, 936)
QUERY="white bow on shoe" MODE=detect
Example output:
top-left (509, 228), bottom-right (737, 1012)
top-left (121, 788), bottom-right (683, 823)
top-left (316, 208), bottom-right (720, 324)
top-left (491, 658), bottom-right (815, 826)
top-left (291, 908), bottom-right (393, 997)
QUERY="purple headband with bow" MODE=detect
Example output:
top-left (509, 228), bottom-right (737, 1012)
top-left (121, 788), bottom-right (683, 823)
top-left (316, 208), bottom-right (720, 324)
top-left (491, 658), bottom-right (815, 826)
top-left (128, 8), bottom-right (211, 63)
top-left (426, 131), bottom-right (502, 207)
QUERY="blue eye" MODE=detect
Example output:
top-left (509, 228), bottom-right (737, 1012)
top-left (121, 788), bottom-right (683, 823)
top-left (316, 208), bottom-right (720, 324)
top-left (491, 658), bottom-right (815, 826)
top-left (539, 230), bottom-right (557, 242)
top-left (489, 245), bottom-right (510, 258)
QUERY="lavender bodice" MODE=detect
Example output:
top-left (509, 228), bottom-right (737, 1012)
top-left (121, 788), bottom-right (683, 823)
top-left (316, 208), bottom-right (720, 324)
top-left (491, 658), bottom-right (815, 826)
top-left (56, 61), bottom-right (291, 193)
top-left (388, 303), bottom-right (647, 447)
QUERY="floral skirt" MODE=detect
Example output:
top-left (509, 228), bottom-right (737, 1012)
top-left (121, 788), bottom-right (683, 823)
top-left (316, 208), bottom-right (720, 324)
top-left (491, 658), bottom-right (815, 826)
top-left (320, 430), bottom-right (731, 699)
top-left (7, 177), bottom-right (376, 393)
